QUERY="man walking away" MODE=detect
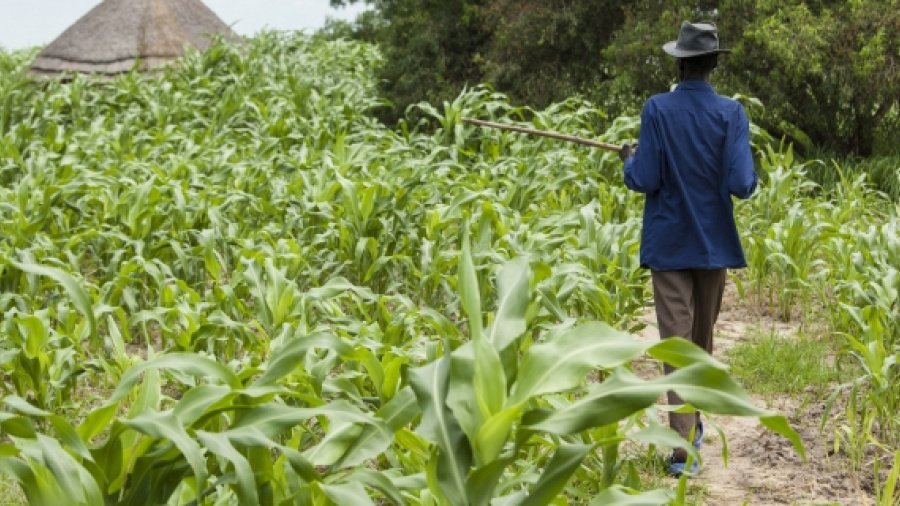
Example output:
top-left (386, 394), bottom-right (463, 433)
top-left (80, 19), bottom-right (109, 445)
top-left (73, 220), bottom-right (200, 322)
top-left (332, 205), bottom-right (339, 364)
top-left (618, 21), bottom-right (758, 476)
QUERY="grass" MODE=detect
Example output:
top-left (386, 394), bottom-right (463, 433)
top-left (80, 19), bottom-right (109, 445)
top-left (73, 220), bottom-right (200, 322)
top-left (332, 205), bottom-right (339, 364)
top-left (624, 450), bottom-right (710, 504)
top-left (0, 478), bottom-right (25, 506)
top-left (725, 329), bottom-right (844, 398)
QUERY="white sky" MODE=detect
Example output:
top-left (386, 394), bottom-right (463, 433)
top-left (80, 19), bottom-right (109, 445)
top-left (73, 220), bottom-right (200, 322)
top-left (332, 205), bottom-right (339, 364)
top-left (0, 0), bottom-right (370, 51)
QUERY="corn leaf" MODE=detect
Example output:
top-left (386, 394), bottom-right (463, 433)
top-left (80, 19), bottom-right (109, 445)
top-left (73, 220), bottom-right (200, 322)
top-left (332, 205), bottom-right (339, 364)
top-left (10, 259), bottom-right (97, 342)
top-left (121, 410), bottom-right (208, 494)
top-left (588, 486), bottom-right (674, 506)
top-left (253, 332), bottom-right (353, 387)
top-left (317, 481), bottom-right (376, 506)
top-left (485, 256), bottom-right (530, 351)
top-left (195, 431), bottom-right (259, 506)
top-left (332, 386), bottom-right (419, 469)
top-left (110, 353), bottom-right (241, 404)
top-left (460, 229), bottom-right (507, 436)
top-left (409, 357), bottom-right (472, 505)
top-left (519, 443), bottom-right (593, 506)
top-left (509, 322), bottom-right (646, 405)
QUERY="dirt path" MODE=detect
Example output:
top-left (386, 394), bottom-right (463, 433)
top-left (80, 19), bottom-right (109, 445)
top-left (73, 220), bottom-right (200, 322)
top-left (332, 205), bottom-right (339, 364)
top-left (632, 279), bottom-right (871, 505)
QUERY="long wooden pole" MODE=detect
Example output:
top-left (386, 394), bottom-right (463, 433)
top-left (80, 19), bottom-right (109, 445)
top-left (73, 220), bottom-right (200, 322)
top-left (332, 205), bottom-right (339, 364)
top-left (462, 117), bottom-right (621, 152)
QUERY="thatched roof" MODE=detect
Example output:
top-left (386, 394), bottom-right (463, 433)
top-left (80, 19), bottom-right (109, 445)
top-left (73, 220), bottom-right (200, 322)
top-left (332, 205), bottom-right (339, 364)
top-left (30, 0), bottom-right (243, 78)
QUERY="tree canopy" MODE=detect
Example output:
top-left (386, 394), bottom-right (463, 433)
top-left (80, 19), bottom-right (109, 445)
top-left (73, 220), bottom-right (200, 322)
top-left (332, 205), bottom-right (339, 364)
top-left (329, 0), bottom-right (900, 157)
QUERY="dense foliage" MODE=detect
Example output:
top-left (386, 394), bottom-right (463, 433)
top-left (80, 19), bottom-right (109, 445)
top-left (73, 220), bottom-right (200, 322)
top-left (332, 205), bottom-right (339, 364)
top-left (329, 0), bottom-right (900, 159)
top-left (0, 34), bottom-right (807, 505)
top-left (0, 32), bottom-right (897, 504)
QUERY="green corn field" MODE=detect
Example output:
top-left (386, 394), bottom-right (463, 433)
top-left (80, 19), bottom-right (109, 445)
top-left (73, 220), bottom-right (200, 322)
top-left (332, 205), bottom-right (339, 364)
top-left (0, 33), bottom-right (897, 505)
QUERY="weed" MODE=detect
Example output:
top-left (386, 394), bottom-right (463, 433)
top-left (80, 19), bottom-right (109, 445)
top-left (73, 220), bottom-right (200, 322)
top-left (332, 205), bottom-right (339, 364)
top-left (726, 330), bottom-right (844, 398)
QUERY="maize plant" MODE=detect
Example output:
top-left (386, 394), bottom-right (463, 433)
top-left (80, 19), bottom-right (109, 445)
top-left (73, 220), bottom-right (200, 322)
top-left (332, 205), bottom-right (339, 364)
top-left (3, 28), bottom-right (897, 504)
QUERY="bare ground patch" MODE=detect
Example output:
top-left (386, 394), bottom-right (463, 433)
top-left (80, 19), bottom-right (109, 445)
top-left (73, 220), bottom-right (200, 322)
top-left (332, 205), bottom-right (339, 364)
top-left (695, 397), bottom-right (868, 505)
top-left (631, 277), bottom-right (871, 505)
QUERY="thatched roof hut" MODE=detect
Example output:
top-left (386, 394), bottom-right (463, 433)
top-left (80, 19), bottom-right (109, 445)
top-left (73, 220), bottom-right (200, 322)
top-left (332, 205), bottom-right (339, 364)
top-left (29, 0), bottom-right (243, 78)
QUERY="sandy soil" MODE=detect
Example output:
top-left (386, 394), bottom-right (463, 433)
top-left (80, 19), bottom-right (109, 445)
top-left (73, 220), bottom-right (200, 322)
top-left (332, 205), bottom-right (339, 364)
top-left (632, 278), bottom-right (873, 506)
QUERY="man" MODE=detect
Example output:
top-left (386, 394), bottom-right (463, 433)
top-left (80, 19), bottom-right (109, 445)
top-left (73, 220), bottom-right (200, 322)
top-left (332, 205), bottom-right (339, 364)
top-left (619, 21), bottom-right (758, 476)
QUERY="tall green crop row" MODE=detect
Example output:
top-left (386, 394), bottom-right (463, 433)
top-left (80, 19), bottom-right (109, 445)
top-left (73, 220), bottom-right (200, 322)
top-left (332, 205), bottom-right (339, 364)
top-left (739, 141), bottom-right (900, 491)
top-left (0, 32), bottom-right (864, 505)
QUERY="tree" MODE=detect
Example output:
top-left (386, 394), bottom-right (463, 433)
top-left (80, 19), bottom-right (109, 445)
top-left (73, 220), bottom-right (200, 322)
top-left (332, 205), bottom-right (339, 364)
top-left (599, 2), bottom-right (717, 116)
top-left (330, 0), bottom-right (633, 121)
top-left (478, 0), bottom-right (626, 108)
top-left (718, 0), bottom-right (900, 156)
top-left (330, 0), bottom-right (491, 123)
top-left (331, 0), bottom-right (900, 156)
top-left (599, 0), bottom-right (900, 156)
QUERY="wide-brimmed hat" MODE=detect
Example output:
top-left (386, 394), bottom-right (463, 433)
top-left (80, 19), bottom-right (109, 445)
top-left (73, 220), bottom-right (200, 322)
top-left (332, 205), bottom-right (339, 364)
top-left (663, 21), bottom-right (731, 58)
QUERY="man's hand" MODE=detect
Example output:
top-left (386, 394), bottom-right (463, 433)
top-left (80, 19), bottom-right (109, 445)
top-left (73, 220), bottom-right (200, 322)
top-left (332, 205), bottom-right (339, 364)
top-left (618, 143), bottom-right (637, 162)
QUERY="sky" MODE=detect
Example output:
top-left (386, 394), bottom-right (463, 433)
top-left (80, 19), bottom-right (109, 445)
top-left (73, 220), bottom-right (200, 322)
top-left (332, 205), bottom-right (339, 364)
top-left (0, 0), bottom-right (370, 51)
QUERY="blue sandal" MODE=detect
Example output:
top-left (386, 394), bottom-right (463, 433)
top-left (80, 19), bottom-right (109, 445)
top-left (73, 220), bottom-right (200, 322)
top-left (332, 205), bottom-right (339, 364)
top-left (693, 420), bottom-right (704, 449)
top-left (668, 421), bottom-right (704, 476)
top-left (668, 458), bottom-right (700, 476)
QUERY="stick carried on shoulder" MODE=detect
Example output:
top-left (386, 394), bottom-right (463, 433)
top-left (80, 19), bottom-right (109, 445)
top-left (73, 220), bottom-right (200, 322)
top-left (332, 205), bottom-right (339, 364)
top-left (462, 117), bottom-right (621, 152)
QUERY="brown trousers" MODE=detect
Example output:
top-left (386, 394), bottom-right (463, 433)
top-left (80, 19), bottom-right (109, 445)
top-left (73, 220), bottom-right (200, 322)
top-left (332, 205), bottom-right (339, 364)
top-left (651, 269), bottom-right (727, 440)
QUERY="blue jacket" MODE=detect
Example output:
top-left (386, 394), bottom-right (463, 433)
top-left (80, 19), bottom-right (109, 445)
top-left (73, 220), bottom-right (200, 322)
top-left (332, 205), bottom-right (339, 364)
top-left (623, 80), bottom-right (757, 271)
